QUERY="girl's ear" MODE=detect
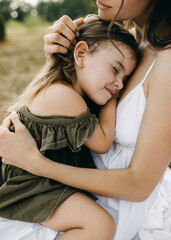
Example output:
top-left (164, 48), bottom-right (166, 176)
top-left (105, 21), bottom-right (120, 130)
top-left (74, 41), bottom-right (90, 68)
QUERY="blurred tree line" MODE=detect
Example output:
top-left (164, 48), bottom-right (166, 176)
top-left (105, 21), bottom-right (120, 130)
top-left (37, 0), bottom-right (97, 22)
top-left (0, 0), bottom-right (97, 41)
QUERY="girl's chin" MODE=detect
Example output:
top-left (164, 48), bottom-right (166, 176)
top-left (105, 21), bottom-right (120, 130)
top-left (96, 98), bottom-right (110, 106)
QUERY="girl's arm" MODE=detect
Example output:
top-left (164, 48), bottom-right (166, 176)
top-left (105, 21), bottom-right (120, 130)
top-left (28, 83), bottom-right (116, 154)
top-left (0, 49), bottom-right (171, 202)
top-left (85, 98), bottom-right (117, 153)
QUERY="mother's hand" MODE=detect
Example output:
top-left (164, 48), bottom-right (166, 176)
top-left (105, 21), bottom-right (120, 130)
top-left (44, 15), bottom-right (84, 61)
top-left (0, 113), bottom-right (39, 173)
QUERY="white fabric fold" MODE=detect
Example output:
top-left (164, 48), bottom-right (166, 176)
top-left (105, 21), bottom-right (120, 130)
top-left (134, 168), bottom-right (171, 240)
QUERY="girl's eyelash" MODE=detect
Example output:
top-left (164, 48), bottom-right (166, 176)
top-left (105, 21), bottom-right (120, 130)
top-left (113, 67), bottom-right (119, 74)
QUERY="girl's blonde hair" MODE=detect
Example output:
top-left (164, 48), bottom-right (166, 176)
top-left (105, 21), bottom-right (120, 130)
top-left (9, 15), bottom-right (139, 113)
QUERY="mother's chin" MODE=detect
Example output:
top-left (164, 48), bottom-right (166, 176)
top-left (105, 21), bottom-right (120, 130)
top-left (96, 0), bottom-right (115, 22)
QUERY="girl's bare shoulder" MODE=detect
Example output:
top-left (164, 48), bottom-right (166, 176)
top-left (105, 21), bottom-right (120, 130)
top-left (29, 84), bottom-right (87, 117)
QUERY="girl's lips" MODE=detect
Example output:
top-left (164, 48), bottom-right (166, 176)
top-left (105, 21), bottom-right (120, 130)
top-left (96, 0), bottom-right (112, 10)
top-left (105, 87), bottom-right (116, 97)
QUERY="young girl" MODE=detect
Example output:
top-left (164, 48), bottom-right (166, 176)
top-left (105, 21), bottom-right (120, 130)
top-left (0, 15), bottom-right (139, 239)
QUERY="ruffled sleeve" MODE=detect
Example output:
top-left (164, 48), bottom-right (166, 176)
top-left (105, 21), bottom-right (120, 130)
top-left (64, 113), bottom-right (98, 152)
top-left (18, 107), bottom-right (98, 154)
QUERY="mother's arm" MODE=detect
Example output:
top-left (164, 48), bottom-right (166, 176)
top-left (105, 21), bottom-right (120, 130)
top-left (0, 49), bottom-right (171, 202)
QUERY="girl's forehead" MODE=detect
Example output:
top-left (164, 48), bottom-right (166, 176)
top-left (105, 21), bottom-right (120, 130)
top-left (91, 43), bottom-right (124, 62)
top-left (102, 41), bottom-right (134, 56)
top-left (89, 40), bottom-right (136, 64)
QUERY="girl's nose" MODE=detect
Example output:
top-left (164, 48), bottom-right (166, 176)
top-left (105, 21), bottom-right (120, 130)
top-left (114, 78), bottom-right (123, 90)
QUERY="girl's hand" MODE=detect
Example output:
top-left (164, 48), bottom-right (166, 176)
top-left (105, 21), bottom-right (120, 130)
top-left (0, 114), bottom-right (39, 173)
top-left (44, 15), bottom-right (84, 61)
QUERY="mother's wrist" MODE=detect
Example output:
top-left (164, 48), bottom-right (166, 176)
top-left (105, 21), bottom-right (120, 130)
top-left (30, 150), bottom-right (51, 177)
top-left (24, 149), bottom-right (43, 176)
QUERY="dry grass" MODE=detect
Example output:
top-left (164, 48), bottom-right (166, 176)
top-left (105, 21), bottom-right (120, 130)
top-left (0, 19), bottom-right (50, 123)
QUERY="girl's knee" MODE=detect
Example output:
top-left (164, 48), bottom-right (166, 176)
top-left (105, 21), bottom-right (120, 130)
top-left (88, 208), bottom-right (116, 240)
top-left (97, 212), bottom-right (116, 240)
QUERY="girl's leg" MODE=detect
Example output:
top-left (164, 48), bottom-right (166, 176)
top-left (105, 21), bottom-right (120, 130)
top-left (41, 192), bottom-right (116, 240)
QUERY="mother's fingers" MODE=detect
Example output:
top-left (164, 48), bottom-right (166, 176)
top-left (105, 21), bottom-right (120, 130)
top-left (2, 157), bottom-right (13, 166)
top-left (44, 44), bottom-right (68, 55)
top-left (53, 15), bottom-right (80, 34)
top-left (73, 17), bottom-right (84, 27)
top-left (1, 115), bottom-right (11, 129)
top-left (43, 15), bottom-right (84, 61)
top-left (47, 22), bottom-right (76, 43)
top-left (10, 114), bottom-right (28, 134)
top-left (44, 32), bottom-right (71, 49)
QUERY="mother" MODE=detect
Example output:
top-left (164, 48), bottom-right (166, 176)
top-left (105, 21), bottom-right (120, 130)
top-left (0, 0), bottom-right (171, 239)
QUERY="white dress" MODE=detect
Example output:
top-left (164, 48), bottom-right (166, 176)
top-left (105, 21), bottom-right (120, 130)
top-left (0, 61), bottom-right (171, 240)
top-left (92, 60), bottom-right (171, 240)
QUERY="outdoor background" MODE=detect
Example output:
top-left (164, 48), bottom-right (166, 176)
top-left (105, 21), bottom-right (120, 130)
top-left (0, 0), bottom-right (97, 123)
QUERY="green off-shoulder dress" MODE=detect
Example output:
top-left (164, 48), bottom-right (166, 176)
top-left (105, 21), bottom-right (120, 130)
top-left (0, 106), bottom-right (98, 223)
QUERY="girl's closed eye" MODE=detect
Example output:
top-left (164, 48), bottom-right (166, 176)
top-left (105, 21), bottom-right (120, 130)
top-left (113, 66), bottom-right (119, 74)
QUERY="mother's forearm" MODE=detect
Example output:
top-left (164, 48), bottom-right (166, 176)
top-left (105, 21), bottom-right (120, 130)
top-left (34, 152), bottom-right (145, 202)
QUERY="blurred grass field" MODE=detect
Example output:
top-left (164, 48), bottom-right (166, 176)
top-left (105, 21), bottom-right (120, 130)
top-left (0, 16), bottom-right (50, 123)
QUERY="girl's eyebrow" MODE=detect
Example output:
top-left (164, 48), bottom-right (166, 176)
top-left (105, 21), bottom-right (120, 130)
top-left (116, 61), bottom-right (125, 70)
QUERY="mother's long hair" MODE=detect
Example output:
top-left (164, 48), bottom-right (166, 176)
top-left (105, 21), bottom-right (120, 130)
top-left (145, 0), bottom-right (171, 48)
top-left (116, 0), bottom-right (171, 49)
